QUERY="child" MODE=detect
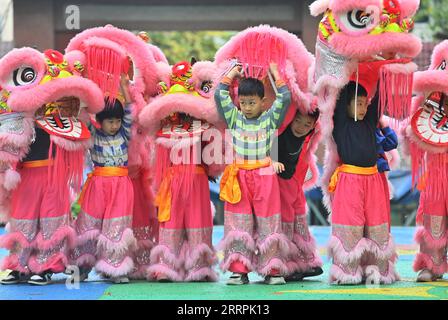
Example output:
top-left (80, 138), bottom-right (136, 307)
top-left (328, 79), bottom-right (399, 285)
top-left (70, 74), bottom-right (136, 284)
top-left (216, 63), bottom-right (291, 285)
top-left (271, 109), bottom-right (323, 281)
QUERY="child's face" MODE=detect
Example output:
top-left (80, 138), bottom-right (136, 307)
top-left (291, 113), bottom-right (316, 137)
top-left (101, 118), bottom-right (122, 136)
top-left (348, 95), bottom-right (368, 120)
top-left (239, 95), bottom-right (265, 119)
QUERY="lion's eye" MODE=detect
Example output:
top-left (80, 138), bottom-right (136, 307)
top-left (438, 60), bottom-right (446, 71)
top-left (12, 67), bottom-right (37, 86)
top-left (338, 9), bottom-right (376, 34)
top-left (201, 81), bottom-right (212, 93)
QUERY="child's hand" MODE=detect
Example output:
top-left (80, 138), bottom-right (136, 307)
top-left (269, 63), bottom-right (280, 81)
top-left (120, 73), bottom-right (132, 104)
top-left (273, 161), bottom-right (285, 174)
top-left (226, 65), bottom-right (242, 80)
top-left (379, 116), bottom-right (387, 129)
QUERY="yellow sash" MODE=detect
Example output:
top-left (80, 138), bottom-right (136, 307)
top-left (328, 164), bottom-right (378, 193)
top-left (219, 158), bottom-right (272, 204)
top-left (78, 166), bottom-right (129, 205)
top-left (155, 165), bottom-right (206, 223)
top-left (21, 159), bottom-right (53, 168)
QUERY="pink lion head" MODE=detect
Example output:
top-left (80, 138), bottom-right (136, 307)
top-left (139, 59), bottom-right (226, 179)
top-left (407, 40), bottom-right (448, 153)
top-left (0, 47), bottom-right (103, 115)
top-left (65, 25), bottom-right (165, 103)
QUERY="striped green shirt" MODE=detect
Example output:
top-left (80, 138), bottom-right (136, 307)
top-left (215, 83), bottom-right (291, 160)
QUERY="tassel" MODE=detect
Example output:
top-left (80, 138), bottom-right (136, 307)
top-left (86, 46), bottom-right (124, 104)
top-left (236, 31), bottom-right (287, 80)
top-left (379, 67), bottom-right (413, 120)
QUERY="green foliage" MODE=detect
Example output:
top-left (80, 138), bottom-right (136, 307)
top-left (148, 31), bottom-right (236, 64)
top-left (415, 0), bottom-right (448, 40)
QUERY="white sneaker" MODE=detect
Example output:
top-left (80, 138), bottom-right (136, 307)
top-left (264, 275), bottom-right (286, 285)
top-left (227, 273), bottom-right (249, 285)
top-left (417, 269), bottom-right (438, 282)
top-left (28, 273), bottom-right (52, 286)
top-left (112, 276), bottom-right (129, 284)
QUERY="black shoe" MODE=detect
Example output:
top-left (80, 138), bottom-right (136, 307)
top-left (285, 267), bottom-right (324, 282)
top-left (28, 272), bottom-right (52, 286)
top-left (227, 273), bottom-right (249, 285)
top-left (302, 267), bottom-right (323, 278)
top-left (1, 271), bottom-right (22, 285)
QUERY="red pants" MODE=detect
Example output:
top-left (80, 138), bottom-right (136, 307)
top-left (329, 171), bottom-right (398, 284)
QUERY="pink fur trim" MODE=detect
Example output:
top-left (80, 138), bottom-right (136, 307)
top-left (50, 135), bottom-right (92, 152)
top-left (149, 244), bottom-right (184, 270)
top-left (413, 252), bottom-right (447, 275)
top-left (415, 227), bottom-right (448, 250)
top-left (135, 239), bottom-right (155, 251)
top-left (217, 230), bottom-right (256, 252)
top-left (328, 235), bottom-right (370, 263)
top-left (292, 232), bottom-right (320, 257)
top-left (33, 226), bottom-right (77, 251)
top-left (0, 231), bottom-right (34, 250)
top-left (285, 260), bottom-right (300, 274)
top-left (66, 25), bottom-right (160, 97)
top-left (139, 94), bottom-right (222, 136)
top-left (413, 70), bottom-right (448, 95)
top-left (3, 169), bottom-right (20, 191)
top-left (329, 264), bottom-right (363, 285)
top-left (0, 47), bottom-right (46, 90)
top-left (184, 243), bottom-right (217, 270)
top-left (366, 235), bottom-right (397, 261)
top-left (364, 263), bottom-right (400, 285)
top-left (220, 252), bottom-right (254, 273)
top-left (65, 50), bottom-right (86, 71)
top-left (7, 76), bottom-right (104, 114)
top-left (429, 40), bottom-right (448, 70)
top-left (95, 256), bottom-right (134, 277)
top-left (257, 233), bottom-right (290, 257)
top-left (97, 228), bottom-right (137, 255)
top-left (28, 252), bottom-right (68, 274)
top-left (1, 254), bottom-right (29, 273)
top-left (148, 44), bottom-right (168, 64)
top-left (74, 254), bottom-right (96, 268)
top-left (329, 33), bottom-right (422, 59)
top-left (128, 264), bottom-right (150, 280)
top-left (185, 267), bottom-right (219, 282)
top-left (309, 0), bottom-right (330, 16)
top-left (400, 0), bottom-right (420, 18)
top-left (330, 0), bottom-right (378, 14)
top-left (146, 263), bottom-right (184, 282)
top-left (257, 257), bottom-right (289, 276)
top-left (76, 229), bottom-right (100, 246)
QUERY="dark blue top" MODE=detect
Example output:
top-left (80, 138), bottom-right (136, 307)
top-left (376, 126), bottom-right (398, 173)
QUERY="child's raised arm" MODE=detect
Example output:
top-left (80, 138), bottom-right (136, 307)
top-left (264, 63), bottom-right (291, 128)
top-left (214, 65), bottom-right (242, 128)
top-left (119, 73), bottom-right (133, 140)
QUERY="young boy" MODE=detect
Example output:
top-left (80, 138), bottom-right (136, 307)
top-left (215, 63), bottom-right (291, 285)
top-left (328, 79), bottom-right (398, 285)
top-left (71, 74), bottom-right (137, 284)
top-left (271, 109), bottom-right (323, 281)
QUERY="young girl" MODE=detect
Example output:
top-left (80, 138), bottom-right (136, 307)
top-left (271, 109), bottom-right (323, 281)
top-left (71, 74), bottom-right (137, 284)
top-left (216, 63), bottom-right (291, 285)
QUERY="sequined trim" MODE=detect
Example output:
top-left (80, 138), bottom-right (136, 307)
top-left (365, 223), bottom-right (390, 250)
top-left (74, 211), bottom-right (102, 235)
top-left (224, 212), bottom-right (254, 235)
top-left (332, 224), bottom-right (364, 252)
top-left (255, 214), bottom-right (282, 242)
top-left (186, 227), bottom-right (213, 246)
top-left (282, 222), bottom-right (294, 240)
top-left (102, 216), bottom-right (132, 242)
top-left (8, 218), bottom-right (38, 242)
top-left (423, 214), bottom-right (447, 240)
top-left (39, 215), bottom-right (71, 240)
top-left (294, 215), bottom-right (310, 242)
top-left (314, 40), bottom-right (349, 83)
top-left (159, 228), bottom-right (186, 256)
